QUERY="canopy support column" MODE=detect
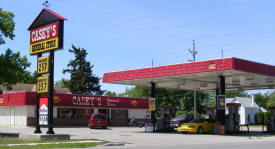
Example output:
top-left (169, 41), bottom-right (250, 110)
top-left (216, 76), bottom-right (225, 124)
top-left (151, 82), bottom-right (156, 132)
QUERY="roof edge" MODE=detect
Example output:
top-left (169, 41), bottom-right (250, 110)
top-left (28, 9), bottom-right (67, 30)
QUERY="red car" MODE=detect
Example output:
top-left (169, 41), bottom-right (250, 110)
top-left (88, 113), bottom-right (107, 129)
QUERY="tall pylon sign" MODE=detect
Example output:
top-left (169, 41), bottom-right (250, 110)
top-left (28, 9), bottom-right (66, 134)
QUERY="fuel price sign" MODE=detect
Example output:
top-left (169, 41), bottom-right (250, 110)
top-left (37, 56), bottom-right (49, 74)
top-left (37, 76), bottom-right (49, 94)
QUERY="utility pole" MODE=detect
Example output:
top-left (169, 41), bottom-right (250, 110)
top-left (188, 40), bottom-right (198, 119)
top-left (221, 49), bottom-right (224, 58)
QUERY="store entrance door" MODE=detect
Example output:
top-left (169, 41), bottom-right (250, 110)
top-left (110, 109), bottom-right (128, 126)
top-left (99, 109), bottom-right (110, 126)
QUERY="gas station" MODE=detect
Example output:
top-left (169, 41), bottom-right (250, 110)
top-left (103, 57), bottom-right (275, 133)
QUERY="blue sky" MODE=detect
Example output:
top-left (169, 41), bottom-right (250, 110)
top-left (1, 0), bottom-right (275, 94)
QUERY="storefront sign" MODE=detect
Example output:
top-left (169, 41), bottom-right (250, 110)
top-left (39, 98), bottom-right (48, 125)
top-left (51, 95), bottom-right (149, 109)
top-left (149, 98), bottom-right (155, 110)
top-left (30, 22), bottom-right (59, 55)
top-left (217, 95), bottom-right (225, 110)
top-left (37, 56), bottom-right (49, 74)
top-left (0, 98), bottom-right (4, 104)
top-left (37, 76), bottom-right (49, 93)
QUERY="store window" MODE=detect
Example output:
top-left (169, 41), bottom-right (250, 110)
top-left (111, 109), bottom-right (128, 119)
top-left (57, 108), bottom-right (94, 119)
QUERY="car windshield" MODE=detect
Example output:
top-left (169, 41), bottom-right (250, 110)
top-left (189, 119), bottom-right (205, 123)
top-left (174, 115), bottom-right (186, 120)
top-left (93, 115), bottom-right (106, 119)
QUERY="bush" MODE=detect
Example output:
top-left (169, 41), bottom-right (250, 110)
top-left (256, 112), bottom-right (270, 124)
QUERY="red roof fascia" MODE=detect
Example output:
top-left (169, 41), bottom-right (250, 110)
top-left (28, 9), bottom-right (67, 30)
top-left (103, 58), bottom-right (275, 83)
top-left (233, 58), bottom-right (275, 77)
top-left (103, 58), bottom-right (235, 83)
top-left (0, 92), bottom-right (29, 106)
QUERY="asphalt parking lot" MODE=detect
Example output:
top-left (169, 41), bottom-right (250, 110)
top-left (1, 126), bottom-right (275, 149)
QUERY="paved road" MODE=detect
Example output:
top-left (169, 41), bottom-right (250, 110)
top-left (1, 126), bottom-right (275, 149)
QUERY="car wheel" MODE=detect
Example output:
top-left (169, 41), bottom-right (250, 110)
top-left (197, 127), bottom-right (204, 134)
top-left (88, 124), bottom-right (92, 129)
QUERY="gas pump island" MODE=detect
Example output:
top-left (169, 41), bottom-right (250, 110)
top-left (103, 58), bottom-right (275, 133)
top-left (28, 9), bottom-right (66, 134)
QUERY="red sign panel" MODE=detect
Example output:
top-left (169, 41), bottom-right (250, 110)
top-left (51, 94), bottom-right (149, 109)
top-left (39, 98), bottom-right (48, 125)
top-left (30, 22), bottom-right (59, 44)
top-left (0, 92), bottom-right (149, 109)
top-left (39, 98), bottom-right (48, 109)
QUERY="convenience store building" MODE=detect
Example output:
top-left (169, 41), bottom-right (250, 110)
top-left (0, 85), bottom-right (150, 126)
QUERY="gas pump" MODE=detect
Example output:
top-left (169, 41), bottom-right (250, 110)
top-left (225, 103), bottom-right (241, 133)
top-left (156, 105), bottom-right (171, 131)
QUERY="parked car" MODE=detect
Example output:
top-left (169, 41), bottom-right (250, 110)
top-left (88, 113), bottom-right (107, 129)
top-left (177, 118), bottom-right (220, 134)
top-left (169, 114), bottom-right (193, 129)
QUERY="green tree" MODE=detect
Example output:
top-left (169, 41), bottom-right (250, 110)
top-left (63, 45), bottom-right (103, 95)
top-left (0, 49), bottom-right (34, 91)
top-left (0, 8), bottom-right (15, 45)
top-left (267, 91), bottom-right (275, 108)
top-left (119, 86), bottom-right (213, 117)
top-left (104, 91), bottom-right (117, 97)
top-left (254, 92), bottom-right (269, 109)
top-left (55, 78), bottom-right (71, 88)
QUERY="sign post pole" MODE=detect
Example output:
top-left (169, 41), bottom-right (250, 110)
top-left (34, 54), bottom-right (42, 134)
top-left (47, 51), bottom-right (55, 134)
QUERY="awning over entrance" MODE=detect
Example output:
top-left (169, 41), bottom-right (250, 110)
top-left (103, 57), bottom-right (275, 92)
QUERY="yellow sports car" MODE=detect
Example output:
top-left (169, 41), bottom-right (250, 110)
top-left (177, 118), bottom-right (220, 134)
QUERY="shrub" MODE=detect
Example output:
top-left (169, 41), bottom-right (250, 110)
top-left (256, 112), bottom-right (270, 124)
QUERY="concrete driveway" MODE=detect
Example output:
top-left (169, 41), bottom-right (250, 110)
top-left (1, 126), bottom-right (275, 149)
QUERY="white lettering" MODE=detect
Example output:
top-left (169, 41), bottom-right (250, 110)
top-left (31, 23), bottom-right (58, 43)
top-left (32, 31), bottom-right (36, 42)
top-left (72, 96), bottom-right (77, 105)
top-left (90, 97), bottom-right (94, 106)
top-left (98, 97), bottom-right (102, 106)
top-left (85, 97), bottom-right (90, 105)
top-left (52, 25), bottom-right (56, 36)
top-left (107, 98), bottom-right (119, 107)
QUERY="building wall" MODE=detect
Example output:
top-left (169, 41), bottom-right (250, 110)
top-left (239, 106), bottom-right (246, 125)
top-left (1, 106), bottom-right (148, 127)
top-left (27, 105), bottom-right (35, 117)
top-left (128, 109), bottom-right (146, 119)
top-left (14, 106), bottom-right (27, 126)
top-left (0, 106), bottom-right (27, 126)
top-left (0, 106), bottom-right (12, 125)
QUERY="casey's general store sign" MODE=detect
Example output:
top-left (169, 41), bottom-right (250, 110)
top-left (30, 22), bottom-right (59, 55)
top-left (50, 94), bottom-right (150, 109)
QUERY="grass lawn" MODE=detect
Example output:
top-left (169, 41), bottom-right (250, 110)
top-left (0, 138), bottom-right (107, 149)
